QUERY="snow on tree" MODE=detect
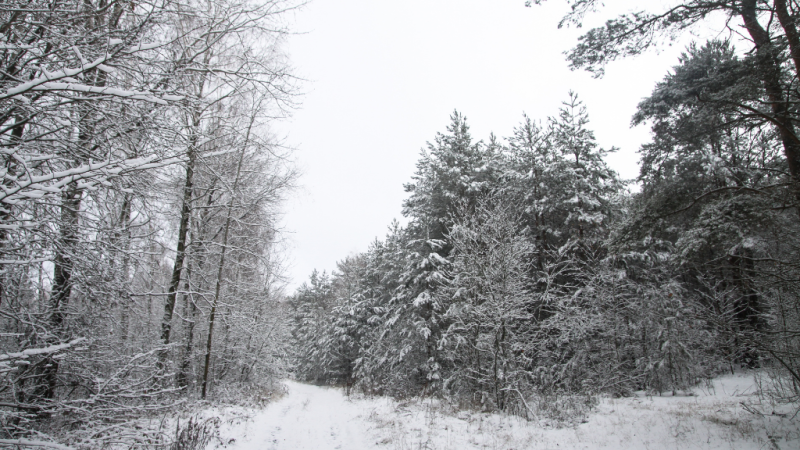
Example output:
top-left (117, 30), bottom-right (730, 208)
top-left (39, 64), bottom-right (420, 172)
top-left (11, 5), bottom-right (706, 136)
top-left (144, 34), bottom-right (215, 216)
top-left (0, 0), bottom-right (298, 447)
top-left (438, 195), bottom-right (535, 412)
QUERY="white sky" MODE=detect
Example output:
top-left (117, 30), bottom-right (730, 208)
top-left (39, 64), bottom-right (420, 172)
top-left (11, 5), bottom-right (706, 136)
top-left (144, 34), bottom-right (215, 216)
top-left (276, 0), bottom-right (729, 291)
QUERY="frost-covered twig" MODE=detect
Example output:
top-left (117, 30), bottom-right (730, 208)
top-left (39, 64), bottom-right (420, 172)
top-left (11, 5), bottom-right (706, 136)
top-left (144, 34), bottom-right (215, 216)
top-left (0, 439), bottom-right (75, 450)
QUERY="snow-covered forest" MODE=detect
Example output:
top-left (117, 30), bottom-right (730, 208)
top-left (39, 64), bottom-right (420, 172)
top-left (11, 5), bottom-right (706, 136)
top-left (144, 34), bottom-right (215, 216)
top-left (290, 0), bottom-right (800, 440)
top-left (291, 88), bottom-right (800, 408)
top-left (2, 0), bottom-right (800, 449)
top-left (0, 0), bottom-right (297, 447)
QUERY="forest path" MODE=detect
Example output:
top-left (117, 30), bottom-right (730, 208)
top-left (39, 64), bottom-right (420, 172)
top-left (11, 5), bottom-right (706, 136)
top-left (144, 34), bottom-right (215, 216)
top-left (222, 380), bottom-right (381, 450)
top-left (215, 373), bottom-right (800, 450)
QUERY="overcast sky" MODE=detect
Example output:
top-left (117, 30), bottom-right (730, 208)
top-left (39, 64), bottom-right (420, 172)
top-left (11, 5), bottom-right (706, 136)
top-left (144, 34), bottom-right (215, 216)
top-left (276, 0), bottom-right (726, 291)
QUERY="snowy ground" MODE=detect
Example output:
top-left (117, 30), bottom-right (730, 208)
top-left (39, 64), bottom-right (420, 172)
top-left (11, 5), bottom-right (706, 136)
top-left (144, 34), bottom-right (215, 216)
top-left (210, 373), bottom-right (800, 450)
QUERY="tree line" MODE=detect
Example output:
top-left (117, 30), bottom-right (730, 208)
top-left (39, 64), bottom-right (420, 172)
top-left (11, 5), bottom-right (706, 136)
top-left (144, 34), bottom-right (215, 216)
top-left (291, 0), bottom-right (800, 418)
top-left (0, 0), bottom-right (297, 448)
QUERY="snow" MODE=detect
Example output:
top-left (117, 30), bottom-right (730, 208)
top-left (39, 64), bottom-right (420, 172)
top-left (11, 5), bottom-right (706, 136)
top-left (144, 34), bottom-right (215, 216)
top-left (0, 338), bottom-right (86, 373)
top-left (215, 381), bottom-right (383, 450)
top-left (31, 83), bottom-right (171, 104)
top-left (0, 153), bottom-right (187, 207)
top-left (0, 55), bottom-right (113, 99)
top-left (213, 373), bottom-right (799, 450)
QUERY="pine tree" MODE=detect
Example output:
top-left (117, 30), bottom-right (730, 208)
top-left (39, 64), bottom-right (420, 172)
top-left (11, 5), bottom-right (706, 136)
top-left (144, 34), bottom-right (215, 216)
top-left (439, 195), bottom-right (534, 411)
top-left (550, 92), bottom-right (622, 244)
top-left (403, 111), bottom-right (498, 242)
top-left (291, 270), bottom-right (336, 383)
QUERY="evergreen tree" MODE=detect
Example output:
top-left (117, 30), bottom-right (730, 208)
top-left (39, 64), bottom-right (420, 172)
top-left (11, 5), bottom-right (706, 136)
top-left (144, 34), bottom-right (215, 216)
top-left (291, 270), bottom-right (336, 383)
top-left (550, 92), bottom-right (622, 244)
top-left (403, 111), bottom-right (498, 242)
top-left (439, 196), bottom-right (534, 411)
top-left (620, 40), bottom-right (795, 367)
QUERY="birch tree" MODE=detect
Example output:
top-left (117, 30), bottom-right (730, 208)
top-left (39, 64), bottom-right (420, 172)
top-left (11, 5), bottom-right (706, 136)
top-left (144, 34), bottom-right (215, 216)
top-left (156, 0), bottom-right (295, 371)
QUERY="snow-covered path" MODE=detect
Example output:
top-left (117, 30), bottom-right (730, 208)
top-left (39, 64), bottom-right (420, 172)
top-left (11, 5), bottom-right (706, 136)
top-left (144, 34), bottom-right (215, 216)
top-left (220, 380), bottom-right (382, 450)
top-left (215, 374), bottom-right (799, 450)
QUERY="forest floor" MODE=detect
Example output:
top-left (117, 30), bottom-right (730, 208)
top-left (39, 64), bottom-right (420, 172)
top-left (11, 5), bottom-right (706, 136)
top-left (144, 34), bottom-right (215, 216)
top-left (208, 373), bottom-right (800, 450)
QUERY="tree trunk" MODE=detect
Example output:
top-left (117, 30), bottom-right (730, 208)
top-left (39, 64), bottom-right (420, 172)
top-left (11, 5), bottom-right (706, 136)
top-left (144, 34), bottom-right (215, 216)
top-left (201, 133), bottom-right (249, 399)
top-left (159, 137), bottom-right (197, 364)
top-left (176, 276), bottom-right (196, 389)
top-left (115, 195), bottom-right (132, 346)
top-left (177, 179), bottom-right (218, 388)
top-left (160, 44), bottom-right (210, 367)
top-left (775, 0), bottom-right (800, 79)
top-left (741, 0), bottom-right (800, 213)
top-left (0, 119), bottom-right (24, 308)
top-left (35, 184), bottom-right (82, 402)
top-left (50, 185), bottom-right (82, 320)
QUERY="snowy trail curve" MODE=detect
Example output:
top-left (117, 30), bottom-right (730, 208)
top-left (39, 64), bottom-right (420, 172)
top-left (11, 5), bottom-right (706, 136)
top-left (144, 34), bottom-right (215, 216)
top-left (221, 380), bottom-right (381, 450)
